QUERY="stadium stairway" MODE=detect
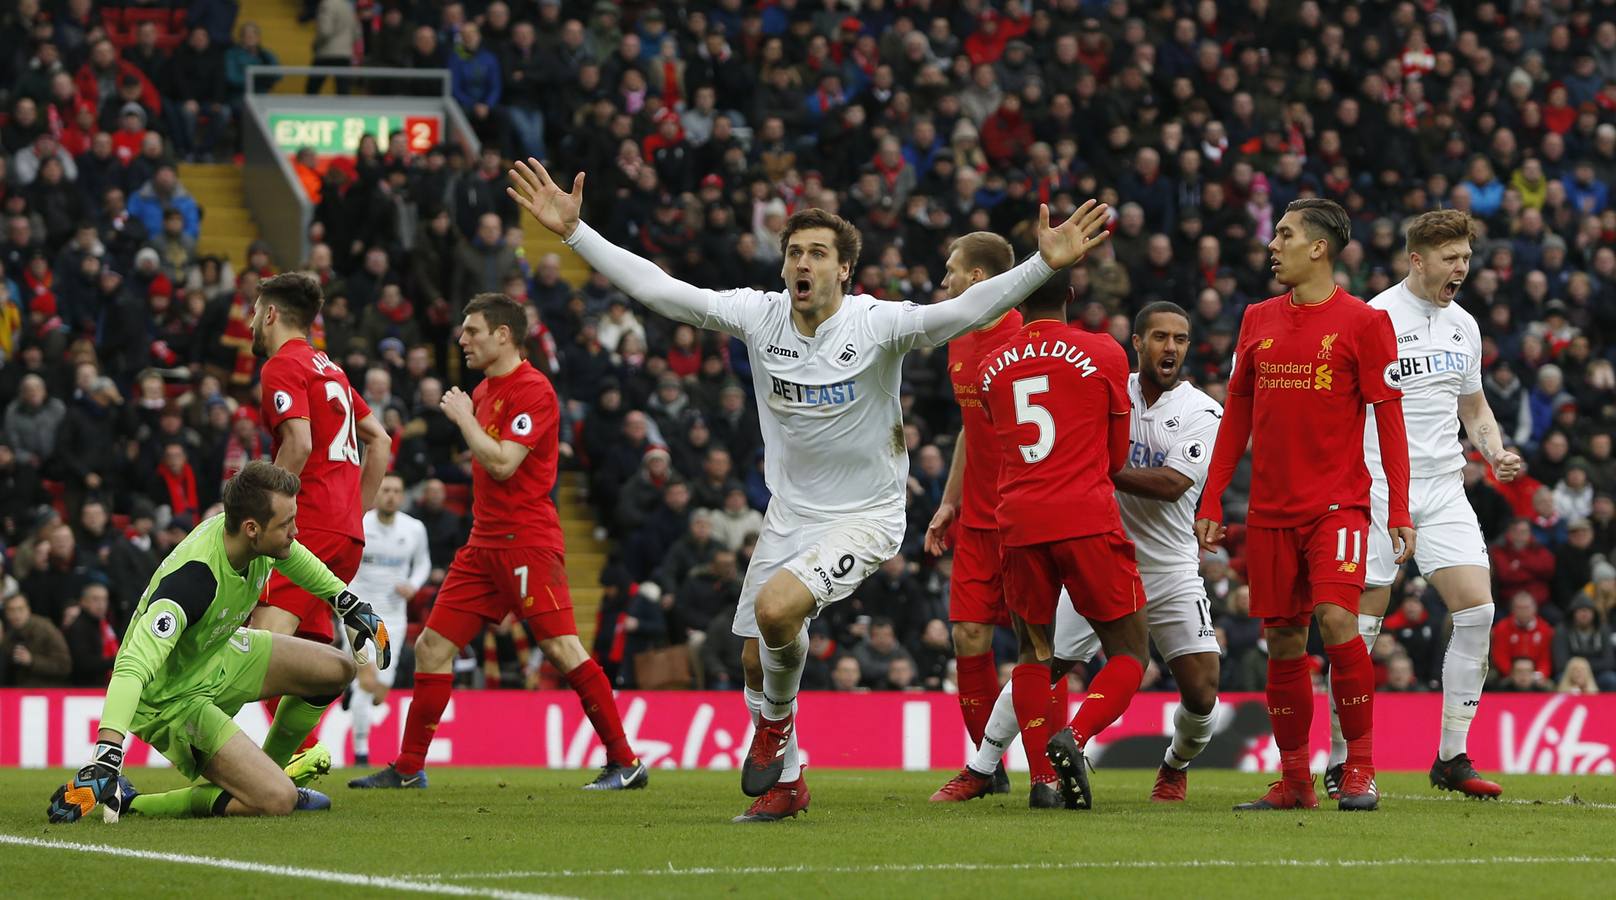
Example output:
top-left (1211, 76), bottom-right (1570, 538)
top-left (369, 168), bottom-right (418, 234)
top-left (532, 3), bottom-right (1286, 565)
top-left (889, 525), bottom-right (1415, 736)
top-left (559, 472), bottom-right (607, 647)
top-left (178, 163), bottom-right (262, 269)
top-left (521, 220), bottom-right (591, 287)
top-left (253, 0), bottom-right (317, 95)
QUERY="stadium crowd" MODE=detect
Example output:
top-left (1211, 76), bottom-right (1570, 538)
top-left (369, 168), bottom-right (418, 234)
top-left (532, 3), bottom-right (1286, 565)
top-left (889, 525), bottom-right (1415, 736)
top-left (2, 0), bottom-right (1616, 698)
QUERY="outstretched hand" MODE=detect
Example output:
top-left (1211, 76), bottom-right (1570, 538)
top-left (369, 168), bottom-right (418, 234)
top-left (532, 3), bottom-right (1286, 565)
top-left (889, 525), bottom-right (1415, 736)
top-left (1037, 199), bottom-right (1111, 270)
top-left (507, 158), bottom-right (584, 239)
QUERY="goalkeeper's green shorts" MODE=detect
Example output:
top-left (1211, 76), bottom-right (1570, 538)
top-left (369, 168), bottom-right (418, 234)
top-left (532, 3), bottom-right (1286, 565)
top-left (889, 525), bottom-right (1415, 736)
top-left (131, 628), bottom-right (274, 781)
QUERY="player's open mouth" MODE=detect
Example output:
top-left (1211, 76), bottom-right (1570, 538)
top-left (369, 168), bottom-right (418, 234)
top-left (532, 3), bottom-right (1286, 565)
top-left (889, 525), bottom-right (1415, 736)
top-left (1157, 355), bottom-right (1177, 377)
top-left (793, 278), bottom-right (812, 301)
top-left (1442, 279), bottom-right (1462, 299)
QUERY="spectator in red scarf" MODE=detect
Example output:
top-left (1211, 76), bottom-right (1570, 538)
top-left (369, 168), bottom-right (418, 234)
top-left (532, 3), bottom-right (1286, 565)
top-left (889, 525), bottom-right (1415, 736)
top-left (63, 581), bottom-right (119, 686)
top-left (151, 440), bottom-right (200, 521)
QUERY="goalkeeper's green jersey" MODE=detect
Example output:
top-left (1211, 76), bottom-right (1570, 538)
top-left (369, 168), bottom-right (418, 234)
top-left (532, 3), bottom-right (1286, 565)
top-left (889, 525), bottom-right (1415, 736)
top-left (99, 513), bottom-right (348, 736)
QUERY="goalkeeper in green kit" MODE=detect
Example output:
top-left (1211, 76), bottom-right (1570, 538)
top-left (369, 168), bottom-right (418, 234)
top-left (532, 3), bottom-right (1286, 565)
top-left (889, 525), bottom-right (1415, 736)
top-left (47, 461), bottom-right (390, 821)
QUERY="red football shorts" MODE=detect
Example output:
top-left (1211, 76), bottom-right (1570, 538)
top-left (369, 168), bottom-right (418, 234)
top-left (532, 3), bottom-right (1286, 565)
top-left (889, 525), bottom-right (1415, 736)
top-left (1244, 508), bottom-right (1368, 628)
top-left (1002, 530), bottom-right (1145, 626)
top-left (427, 545), bottom-right (576, 647)
top-left (949, 524), bottom-right (1011, 627)
top-left (259, 529), bottom-right (363, 641)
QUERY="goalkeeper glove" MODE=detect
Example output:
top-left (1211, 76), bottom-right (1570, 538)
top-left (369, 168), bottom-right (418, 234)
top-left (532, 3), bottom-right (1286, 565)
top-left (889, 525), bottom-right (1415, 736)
top-left (332, 589), bottom-right (391, 669)
top-left (48, 740), bottom-right (124, 823)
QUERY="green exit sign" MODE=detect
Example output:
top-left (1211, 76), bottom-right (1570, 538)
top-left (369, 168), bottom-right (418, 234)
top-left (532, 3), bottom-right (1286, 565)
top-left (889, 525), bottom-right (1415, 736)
top-left (268, 112), bottom-right (441, 156)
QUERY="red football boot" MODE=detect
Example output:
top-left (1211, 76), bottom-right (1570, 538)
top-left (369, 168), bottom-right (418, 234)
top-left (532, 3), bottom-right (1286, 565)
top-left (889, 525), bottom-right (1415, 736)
top-left (929, 768), bottom-right (994, 803)
top-left (1233, 779), bottom-right (1320, 811)
top-left (732, 777), bottom-right (810, 823)
top-left (1337, 764), bottom-right (1380, 811)
top-left (741, 711), bottom-right (794, 797)
top-left (1430, 754), bottom-right (1502, 799)
top-left (1150, 764), bottom-right (1188, 803)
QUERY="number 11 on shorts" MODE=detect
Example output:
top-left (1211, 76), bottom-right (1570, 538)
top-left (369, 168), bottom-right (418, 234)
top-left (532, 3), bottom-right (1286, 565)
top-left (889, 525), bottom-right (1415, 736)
top-left (1335, 527), bottom-right (1363, 565)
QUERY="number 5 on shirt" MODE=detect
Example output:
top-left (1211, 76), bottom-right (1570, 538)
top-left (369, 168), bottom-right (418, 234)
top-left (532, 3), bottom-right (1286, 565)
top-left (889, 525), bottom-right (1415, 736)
top-left (1013, 376), bottom-right (1055, 463)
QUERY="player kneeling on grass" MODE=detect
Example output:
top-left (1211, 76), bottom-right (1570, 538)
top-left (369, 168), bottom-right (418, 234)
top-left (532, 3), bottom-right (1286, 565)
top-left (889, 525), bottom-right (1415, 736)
top-left (48, 461), bottom-right (389, 822)
top-left (978, 277), bottom-right (1152, 811)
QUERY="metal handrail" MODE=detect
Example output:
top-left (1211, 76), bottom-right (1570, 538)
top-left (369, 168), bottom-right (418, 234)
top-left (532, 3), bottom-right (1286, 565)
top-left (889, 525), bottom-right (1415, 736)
top-left (245, 65), bottom-right (452, 96)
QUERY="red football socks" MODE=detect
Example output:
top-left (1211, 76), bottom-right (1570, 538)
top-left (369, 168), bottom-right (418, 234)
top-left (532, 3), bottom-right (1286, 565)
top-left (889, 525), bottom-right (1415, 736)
top-left (395, 672), bottom-right (453, 776)
top-left (1266, 656), bottom-right (1314, 782)
top-left (1326, 638), bottom-right (1375, 768)
top-left (565, 659), bottom-right (638, 767)
top-left (1069, 655), bottom-right (1143, 748)
top-left (955, 652), bottom-right (997, 747)
top-left (1010, 663), bottom-right (1057, 781)
top-left (1048, 670), bottom-right (1070, 738)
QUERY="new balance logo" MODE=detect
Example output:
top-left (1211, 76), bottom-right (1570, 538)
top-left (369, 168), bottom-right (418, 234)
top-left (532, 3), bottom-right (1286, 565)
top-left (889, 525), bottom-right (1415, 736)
top-left (1086, 693), bottom-right (1105, 700)
top-left (1257, 338), bottom-right (1274, 350)
top-left (1026, 716), bottom-right (1046, 729)
top-left (1337, 561), bottom-right (1358, 573)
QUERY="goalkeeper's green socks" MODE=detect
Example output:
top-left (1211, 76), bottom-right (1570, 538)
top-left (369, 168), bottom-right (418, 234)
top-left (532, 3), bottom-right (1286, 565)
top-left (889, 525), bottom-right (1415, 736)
top-left (129, 785), bottom-right (229, 818)
top-left (262, 696), bottom-right (332, 769)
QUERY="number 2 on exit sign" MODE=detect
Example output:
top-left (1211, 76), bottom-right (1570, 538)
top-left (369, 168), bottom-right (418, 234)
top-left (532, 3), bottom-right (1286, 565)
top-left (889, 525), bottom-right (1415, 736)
top-left (404, 116), bottom-right (441, 152)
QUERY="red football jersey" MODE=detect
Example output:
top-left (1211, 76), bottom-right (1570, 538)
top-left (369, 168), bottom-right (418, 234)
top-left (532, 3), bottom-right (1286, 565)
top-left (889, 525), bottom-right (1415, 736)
top-left (948, 309), bottom-right (1023, 529)
top-left (260, 340), bottom-right (372, 542)
top-left (979, 319), bottom-right (1131, 547)
top-left (467, 360), bottom-right (565, 551)
top-left (1225, 286), bottom-right (1401, 528)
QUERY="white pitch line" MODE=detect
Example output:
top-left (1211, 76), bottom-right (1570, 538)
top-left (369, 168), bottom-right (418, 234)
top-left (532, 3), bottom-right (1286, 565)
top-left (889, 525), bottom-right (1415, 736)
top-left (435, 855), bottom-right (1616, 881)
top-left (1382, 792), bottom-right (1616, 811)
top-left (0, 834), bottom-right (575, 900)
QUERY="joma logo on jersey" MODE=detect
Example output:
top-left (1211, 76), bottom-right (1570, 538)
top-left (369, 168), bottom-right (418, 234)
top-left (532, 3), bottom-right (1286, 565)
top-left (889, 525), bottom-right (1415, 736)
top-left (768, 376), bottom-right (857, 406)
top-left (765, 344), bottom-right (800, 358)
top-left (1317, 333), bottom-right (1338, 359)
top-left (1313, 365), bottom-right (1333, 391)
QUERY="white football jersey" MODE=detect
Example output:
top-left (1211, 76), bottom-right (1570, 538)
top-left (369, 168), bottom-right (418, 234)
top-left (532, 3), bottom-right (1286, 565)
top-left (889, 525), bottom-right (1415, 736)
top-left (1363, 279), bottom-right (1482, 478)
top-left (697, 289), bottom-right (935, 519)
top-left (350, 509), bottom-right (431, 618)
top-left (1116, 374), bottom-right (1222, 572)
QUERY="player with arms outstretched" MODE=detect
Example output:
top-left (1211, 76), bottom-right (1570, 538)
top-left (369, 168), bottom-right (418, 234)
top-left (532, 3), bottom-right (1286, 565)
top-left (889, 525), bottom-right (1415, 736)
top-left (926, 232), bottom-right (1062, 809)
top-left (48, 462), bottom-right (388, 822)
top-left (350, 293), bottom-right (647, 791)
top-left (346, 472), bottom-right (432, 766)
top-left (1323, 210), bottom-right (1517, 799)
top-left (1195, 199), bottom-right (1415, 812)
top-left (508, 157), bottom-right (1109, 821)
top-left (978, 277), bottom-right (1151, 811)
top-left (251, 272), bottom-right (390, 766)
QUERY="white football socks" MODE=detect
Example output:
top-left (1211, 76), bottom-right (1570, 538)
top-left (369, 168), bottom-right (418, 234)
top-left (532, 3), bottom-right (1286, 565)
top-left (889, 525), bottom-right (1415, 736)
top-left (970, 681), bottom-right (1020, 775)
top-left (744, 684), bottom-right (802, 783)
top-left (1439, 605), bottom-right (1492, 761)
top-left (1329, 613), bottom-right (1383, 768)
top-left (1163, 700), bottom-right (1218, 770)
top-left (759, 626), bottom-right (808, 721)
top-left (350, 686), bottom-right (373, 757)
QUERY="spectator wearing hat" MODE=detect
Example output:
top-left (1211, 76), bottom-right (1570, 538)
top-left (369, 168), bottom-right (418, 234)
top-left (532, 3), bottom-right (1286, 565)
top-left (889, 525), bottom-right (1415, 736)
top-left (1, 591), bottom-right (72, 688)
top-left (1553, 594), bottom-right (1616, 691)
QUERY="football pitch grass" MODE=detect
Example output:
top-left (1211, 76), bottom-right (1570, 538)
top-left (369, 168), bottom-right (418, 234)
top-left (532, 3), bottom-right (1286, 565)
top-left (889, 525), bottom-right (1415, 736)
top-left (2, 768), bottom-right (1612, 898)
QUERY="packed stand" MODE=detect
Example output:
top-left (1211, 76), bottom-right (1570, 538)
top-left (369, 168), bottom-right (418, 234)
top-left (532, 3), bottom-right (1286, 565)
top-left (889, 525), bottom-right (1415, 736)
top-left (3, 1), bottom-right (1616, 696)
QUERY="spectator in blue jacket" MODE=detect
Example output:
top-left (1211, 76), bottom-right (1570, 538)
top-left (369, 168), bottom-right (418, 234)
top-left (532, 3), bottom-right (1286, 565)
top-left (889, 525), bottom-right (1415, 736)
top-left (1564, 159), bottom-right (1610, 216)
top-left (1461, 155), bottom-right (1506, 218)
top-left (449, 22), bottom-right (502, 144)
top-left (127, 165), bottom-right (200, 242)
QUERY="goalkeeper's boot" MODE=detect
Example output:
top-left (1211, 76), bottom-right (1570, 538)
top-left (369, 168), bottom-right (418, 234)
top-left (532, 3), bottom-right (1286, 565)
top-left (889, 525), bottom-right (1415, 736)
top-left (348, 763), bottom-right (428, 789)
top-left (583, 759), bottom-right (649, 791)
top-left (1323, 762), bottom-right (1345, 800)
top-left (1233, 778), bottom-right (1319, 811)
top-left (929, 767), bottom-right (994, 802)
top-left (1045, 728), bottom-right (1093, 810)
top-left (295, 788), bottom-right (333, 812)
top-left (1430, 754), bottom-right (1502, 799)
top-left (988, 761), bottom-right (1011, 795)
top-left (1336, 764), bottom-right (1380, 812)
top-left (732, 776), bottom-right (810, 823)
top-left (285, 743), bottom-right (333, 787)
top-left (1028, 779), bottom-right (1065, 809)
top-left (741, 709), bottom-right (793, 797)
top-left (1150, 764), bottom-right (1189, 803)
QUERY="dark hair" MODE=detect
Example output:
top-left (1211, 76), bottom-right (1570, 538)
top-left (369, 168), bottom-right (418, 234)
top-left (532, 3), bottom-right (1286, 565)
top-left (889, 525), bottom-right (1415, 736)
top-left (222, 460), bottom-right (300, 533)
top-left (256, 271), bottom-right (324, 331)
top-left (949, 231), bottom-right (1014, 278)
top-left (1020, 275), bottom-right (1074, 319)
top-left (463, 292), bottom-right (528, 347)
top-left (1404, 209), bottom-right (1476, 255)
top-left (1133, 300), bottom-right (1190, 336)
top-left (1285, 198), bottom-right (1351, 259)
top-left (779, 208), bottom-right (862, 286)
